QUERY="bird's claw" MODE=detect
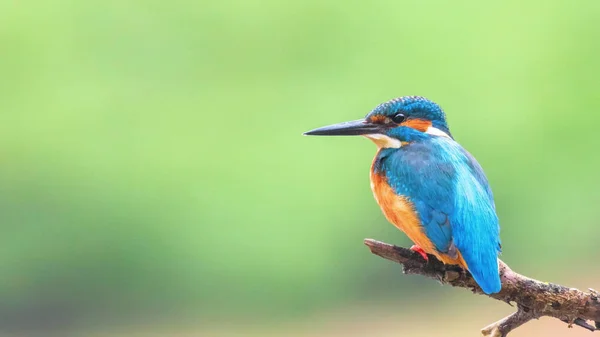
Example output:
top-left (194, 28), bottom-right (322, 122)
top-left (410, 245), bottom-right (429, 261)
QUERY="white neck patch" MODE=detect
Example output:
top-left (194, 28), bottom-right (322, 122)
top-left (364, 134), bottom-right (402, 148)
top-left (426, 126), bottom-right (451, 138)
top-left (364, 127), bottom-right (450, 148)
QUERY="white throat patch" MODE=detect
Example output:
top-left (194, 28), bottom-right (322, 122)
top-left (364, 127), bottom-right (450, 148)
top-left (364, 134), bottom-right (402, 148)
top-left (426, 126), bottom-right (451, 138)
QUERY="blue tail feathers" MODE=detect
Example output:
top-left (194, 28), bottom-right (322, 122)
top-left (464, 254), bottom-right (501, 294)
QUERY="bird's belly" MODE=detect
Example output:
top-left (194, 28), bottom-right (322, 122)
top-left (369, 169), bottom-right (437, 254)
top-left (369, 168), bottom-right (468, 268)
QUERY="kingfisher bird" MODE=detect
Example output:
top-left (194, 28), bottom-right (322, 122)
top-left (304, 96), bottom-right (501, 294)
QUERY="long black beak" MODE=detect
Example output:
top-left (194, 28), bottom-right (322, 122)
top-left (303, 119), bottom-right (384, 136)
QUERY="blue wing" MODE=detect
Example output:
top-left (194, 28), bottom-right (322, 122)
top-left (377, 136), bottom-right (501, 294)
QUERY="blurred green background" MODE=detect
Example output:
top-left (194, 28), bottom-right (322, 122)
top-left (1, 1), bottom-right (599, 336)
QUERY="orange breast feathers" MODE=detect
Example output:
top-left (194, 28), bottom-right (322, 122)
top-left (369, 162), bottom-right (468, 267)
top-left (369, 169), bottom-right (437, 254)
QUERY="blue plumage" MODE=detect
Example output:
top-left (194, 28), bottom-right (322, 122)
top-left (304, 96), bottom-right (503, 294)
top-left (374, 133), bottom-right (501, 294)
top-left (372, 108), bottom-right (501, 294)
top-left (369, 96), bottom-right (453, 138)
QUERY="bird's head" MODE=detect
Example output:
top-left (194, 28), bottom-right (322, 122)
top-left (304, 96), bottom-right (452, 148)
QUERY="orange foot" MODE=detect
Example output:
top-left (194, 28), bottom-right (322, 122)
top-left (410, 245), bottom-right (429, 261)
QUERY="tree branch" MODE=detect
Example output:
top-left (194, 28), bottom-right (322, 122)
top-left (481, 306), bottom-right (536, 337)
top-left (364, 238), bottom-right (600, 336)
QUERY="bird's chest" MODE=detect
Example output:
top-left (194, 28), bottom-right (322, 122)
top-left (369, 160), bottom-right (427, 247)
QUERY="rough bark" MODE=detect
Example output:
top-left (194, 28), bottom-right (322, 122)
top-left (364, 238), bottom-right (600, 337)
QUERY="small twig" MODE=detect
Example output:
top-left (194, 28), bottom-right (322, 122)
top-left (481, 306), bottom-right (536, 337)
top-left (364, 238), bottom-right (600, 336)
top-left (561, 318), bottom-right (598, 332)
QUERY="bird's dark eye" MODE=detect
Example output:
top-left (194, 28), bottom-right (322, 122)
top-left (391, 113), bottom-right (406, 123)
